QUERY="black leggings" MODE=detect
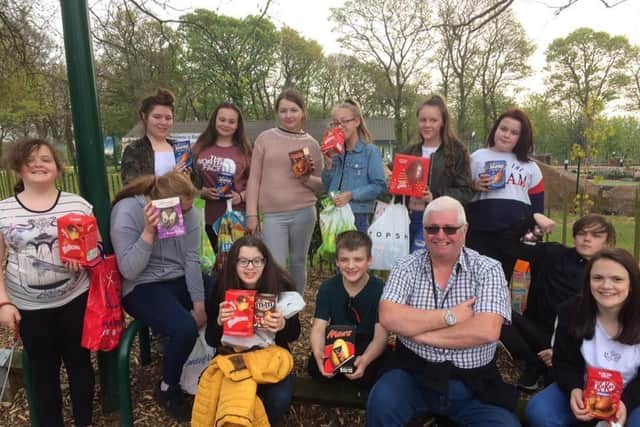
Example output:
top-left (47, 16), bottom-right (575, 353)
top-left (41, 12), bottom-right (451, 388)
top-left (500, 311), bottom-right (551, 375)
top-left (466, 228), bottom-right (518, 283)
top-left (19, 292), bottom-right (94, 427)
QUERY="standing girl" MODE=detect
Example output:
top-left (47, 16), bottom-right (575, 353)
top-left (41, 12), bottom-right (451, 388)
top-left (403, 95), bottom-right (473, 252)
top-left (205, 235), bottom-right (300, 425)
top-left (120, 88), bottom-right (186, 184)
top-left (526, 248), bottom-right (640, 427)
top-left (466, 109), bottom-right (544, 282)
top-left (322, 100), bottom-right (386, 232)
top-left (110, 172), bottom-right (207, 422)
top-left (193, 102), bottom-right (252, 249)
top-left (246, 89), bottom-right (323, 294)
top-left (0, 139), bottom-right (95, 427)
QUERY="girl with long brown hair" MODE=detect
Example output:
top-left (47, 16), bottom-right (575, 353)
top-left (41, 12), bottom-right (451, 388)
top-left (110, 171), bottom-right (206, 422)
top-left (404, 94), bottom-right (473, 252)
top-left (192, 102), bottom-right (251, 249)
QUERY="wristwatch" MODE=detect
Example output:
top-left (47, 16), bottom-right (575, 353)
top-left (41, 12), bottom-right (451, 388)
top-left (444, 309), bottom-right (456, 326)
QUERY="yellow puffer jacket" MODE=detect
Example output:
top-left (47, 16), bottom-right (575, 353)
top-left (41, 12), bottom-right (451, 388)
top-left (191, 345), bottom-right (294, 427)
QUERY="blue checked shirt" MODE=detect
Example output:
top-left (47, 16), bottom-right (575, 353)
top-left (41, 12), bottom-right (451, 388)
top-left (382, 247), bottom-right (511, 369)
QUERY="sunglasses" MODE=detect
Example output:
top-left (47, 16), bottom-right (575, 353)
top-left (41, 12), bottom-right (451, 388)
top-left (424, 225), bottom-right (464, 235)
top-left (347, 297), bottom-right (361, 325)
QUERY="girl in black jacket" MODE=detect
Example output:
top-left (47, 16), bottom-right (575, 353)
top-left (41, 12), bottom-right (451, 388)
top-left (526, 248), bottom-right (640, 427)
top-left (205, 235), bottom-right (300, 425)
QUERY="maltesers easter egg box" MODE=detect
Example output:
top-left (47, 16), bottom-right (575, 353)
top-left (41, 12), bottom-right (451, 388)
top-left (389, 154), bottom-right (430, 198)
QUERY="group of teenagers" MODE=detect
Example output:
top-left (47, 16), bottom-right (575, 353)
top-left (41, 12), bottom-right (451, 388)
top-left (0, 86), bottom-right (638, 427)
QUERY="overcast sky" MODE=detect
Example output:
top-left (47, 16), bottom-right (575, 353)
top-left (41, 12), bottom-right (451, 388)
top-left (172, 0), bottom-right (639, 96)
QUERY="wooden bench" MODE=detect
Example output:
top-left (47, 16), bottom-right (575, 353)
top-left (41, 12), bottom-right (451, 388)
top-left (293, 376), bottom-right (368, 408)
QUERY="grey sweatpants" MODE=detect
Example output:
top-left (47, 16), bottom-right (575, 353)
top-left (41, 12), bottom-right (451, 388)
top-left (262, 206), bottom-right (316, 295)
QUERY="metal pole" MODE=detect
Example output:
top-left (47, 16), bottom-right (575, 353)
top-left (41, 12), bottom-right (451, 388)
top-left (60, 0), bottom-right (118, 413)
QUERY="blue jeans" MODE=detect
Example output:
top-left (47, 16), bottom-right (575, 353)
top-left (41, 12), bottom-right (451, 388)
top-left (409, 210), bottom-right (425, 253)
top-left (258, 374), bottom-right (294, 425)
top-left (366, 369), bottom-right (521, 427)
top-left (122, 276), bottom-right (210, 386)
top-left (527, 382), bottom-right (640, 426)
top-left (354, 212), bottom-right (370, 233)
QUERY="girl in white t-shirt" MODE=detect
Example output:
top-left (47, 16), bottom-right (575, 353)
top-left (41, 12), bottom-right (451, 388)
top-left (0, 139), bottom-right (96, 426)
top-left (466, 109), bottom-right (546, 282)
top-left (526, 248), bottom-right (640, 427)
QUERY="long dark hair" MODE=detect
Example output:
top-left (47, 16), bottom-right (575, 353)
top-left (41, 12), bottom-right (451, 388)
top-left (192, 102), bottom-right (252, 179)
top-left (487, 109), bottom-right (533, 162)
top-left (3, 138), bottom-right (63, 193)
top-left (211, 235), bottom-right (296, 305)
top-left (416, 94), bottom-right (469, 178)
top-left (570, 248), bottom-right (640, 345)
top-left (112, 171), bottom-right (197, 207)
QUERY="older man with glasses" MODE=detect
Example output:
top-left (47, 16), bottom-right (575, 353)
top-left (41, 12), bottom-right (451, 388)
top-left (366, 196), bottom-right (520, 427)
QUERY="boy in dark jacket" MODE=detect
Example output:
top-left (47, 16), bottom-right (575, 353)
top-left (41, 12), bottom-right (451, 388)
top-left (500, 214), bottom-right (616, 390)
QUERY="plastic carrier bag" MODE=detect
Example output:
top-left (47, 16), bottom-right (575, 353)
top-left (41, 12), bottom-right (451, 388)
top-left (313, 196), bottom-right (356, 264)
top-left (367, 197), bottom-right (410, 270)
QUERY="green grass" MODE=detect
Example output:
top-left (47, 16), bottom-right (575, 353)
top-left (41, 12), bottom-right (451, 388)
top-left (546, 210), bottom-right (637, 254)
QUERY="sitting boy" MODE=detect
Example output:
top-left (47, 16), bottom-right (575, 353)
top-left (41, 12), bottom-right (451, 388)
top-left (308, 231), bottom-right (388, 387)
top-left (500, 213), bottom-right (616, 390)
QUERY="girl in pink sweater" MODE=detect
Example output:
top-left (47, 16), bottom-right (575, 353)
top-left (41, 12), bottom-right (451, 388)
top-left (246, 89), bottom-right (323, 295)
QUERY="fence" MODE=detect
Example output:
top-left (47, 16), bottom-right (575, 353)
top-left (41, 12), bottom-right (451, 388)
top-left (1, 169), bottom-right (639, 260)
top-left (0, 169), bottom-right (122, 201)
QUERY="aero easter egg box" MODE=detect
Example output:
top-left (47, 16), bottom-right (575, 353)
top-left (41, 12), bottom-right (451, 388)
top-left (152, 197), bottom-right (185, 239)
top-left (173, 140), bottom-right (193, 169)
top-left (323, 325), bottom-right (356, 374)
top-left (484, 160), bottom-right (506, 190)
top-left (389, 154), bottom-right (430, 198)
top-left (223, 289), bottom-right (256, 337)
top-left (57, 213), bottom-right (99, 266)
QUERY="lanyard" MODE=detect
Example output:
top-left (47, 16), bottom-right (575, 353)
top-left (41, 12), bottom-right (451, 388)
top-left (429, 257), bottom-right (459, 309)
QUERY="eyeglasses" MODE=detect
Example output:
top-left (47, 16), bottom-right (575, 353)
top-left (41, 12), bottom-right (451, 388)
top-left (424, 225), bottom-right (464, 235)
top-left (237, 257), bottom-right (266, 268)
top-left (347, 297), bottom-right (361, 324)
top-left (331, 118), bottom-right (356, 127)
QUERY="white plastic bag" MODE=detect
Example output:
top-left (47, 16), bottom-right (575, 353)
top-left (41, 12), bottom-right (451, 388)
top-left (180, 328), bottom-right (216, 395)
top-left (368, 197), bottom-right (410, 270)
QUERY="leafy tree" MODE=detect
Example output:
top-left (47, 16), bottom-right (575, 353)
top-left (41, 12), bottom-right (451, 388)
top-left (279, 26), bottom-right (324, 100)
top-left (92, 5), bottom-right (183, 136)
top-left (179, 10), bottom-right (278, 120)
top-left (545, 28), bottom-right (632, 167)
top-left (625, 46), bottom-right (640, 111)
top-left (476, 9), bottom-right (533, 134)
top-left (331, 0), bottom-right (434, 144)
top-left (545, 28), bottom-right (631, 109)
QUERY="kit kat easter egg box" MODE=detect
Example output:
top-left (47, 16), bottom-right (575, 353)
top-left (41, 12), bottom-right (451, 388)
top-left (152, 197), bottom-right (185, 239)
top-left (57, 213), bottom-right (99, 266)
top-left (389, 154), bottom-right (430, 198)
top-left (584, 366), bottom-right (623, 421)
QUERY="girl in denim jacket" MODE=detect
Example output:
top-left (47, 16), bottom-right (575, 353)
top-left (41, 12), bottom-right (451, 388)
top-left (321, 100), bottom-right (387, 232)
